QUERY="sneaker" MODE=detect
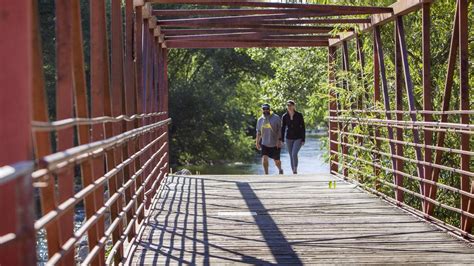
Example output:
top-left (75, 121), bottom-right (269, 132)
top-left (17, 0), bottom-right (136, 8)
top-left (279, 169), bottom-right (284, 175)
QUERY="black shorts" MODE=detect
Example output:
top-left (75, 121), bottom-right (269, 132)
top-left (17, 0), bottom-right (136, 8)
top-left (261, 145), bottom-right (281, 160)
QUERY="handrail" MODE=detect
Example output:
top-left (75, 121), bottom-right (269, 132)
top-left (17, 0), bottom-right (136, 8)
top-left (31, 112), bottom-right (167, 132)
top-left (32, 118), bottom-right (171, 178)
top-left (0, 161), bottom-right (34, 186)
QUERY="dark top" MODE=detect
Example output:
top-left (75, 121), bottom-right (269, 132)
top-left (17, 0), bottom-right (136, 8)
top-left (281, 111), bottom-right (305, 142)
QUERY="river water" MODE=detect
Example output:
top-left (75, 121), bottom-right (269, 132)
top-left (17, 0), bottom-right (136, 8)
top-left (178, 133), bottom-right (328, 175)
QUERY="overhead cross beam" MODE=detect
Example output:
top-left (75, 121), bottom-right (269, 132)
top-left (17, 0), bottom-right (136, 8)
top-left (160, 26), bottom-right (346, 36)
top-left (163, 33), bottom-right (331, 43)
top-left (156, 15), bottom-right (371, 26)
top-left (149, 1), bottom-right (393, 14)
top-left (329, 0), bottom-right (432, 46)
top-left (163, 40), bottom-right (329, 48)
top-left (153, 8), bottom-right (382, 17)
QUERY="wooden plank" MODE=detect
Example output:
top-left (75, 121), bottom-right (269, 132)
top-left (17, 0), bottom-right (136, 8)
top-left (127, 174), bottom-right (474, 264)
top-left (329, 0), bottom-right (432, 47)
top-left (149, 1), bottom-right (393, 14)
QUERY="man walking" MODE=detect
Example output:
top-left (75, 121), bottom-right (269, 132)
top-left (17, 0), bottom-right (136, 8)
top-left (256, 103), bottom-right (284, 175)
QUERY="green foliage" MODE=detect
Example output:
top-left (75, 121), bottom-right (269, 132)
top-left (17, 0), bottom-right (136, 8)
top-left (168, 48), bottom-right (272, 165)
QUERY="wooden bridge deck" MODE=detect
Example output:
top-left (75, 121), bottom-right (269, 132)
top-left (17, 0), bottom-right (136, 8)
top-left (126, 174), bottom-right (474, 265)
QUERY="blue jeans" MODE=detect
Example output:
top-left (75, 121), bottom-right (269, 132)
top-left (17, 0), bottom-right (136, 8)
top-left (286, 138), bottom-right (303, 173)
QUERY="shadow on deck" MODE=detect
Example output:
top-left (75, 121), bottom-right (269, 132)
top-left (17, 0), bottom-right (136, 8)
top-left (126, 174), bottom-right (474, 265)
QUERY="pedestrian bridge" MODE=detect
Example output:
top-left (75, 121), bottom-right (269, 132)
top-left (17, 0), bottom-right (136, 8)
top-left (1, 0), bottom-right (473, 265)
top-left (127, 174), bottom-right (474, 264)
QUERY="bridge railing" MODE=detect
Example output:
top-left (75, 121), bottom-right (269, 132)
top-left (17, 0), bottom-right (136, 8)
top-left (328, 0), bottom-right (473, 239)
top-left (0, 1), bottom-right (170, 265)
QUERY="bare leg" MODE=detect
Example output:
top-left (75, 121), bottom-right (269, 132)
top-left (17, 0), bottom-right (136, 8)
top-left (275, 160), bottom-right (282, 174)
top-left (262, 155), bottom-right (269, 174)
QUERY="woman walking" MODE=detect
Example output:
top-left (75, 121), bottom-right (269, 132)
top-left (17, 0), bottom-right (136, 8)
top-left (281, 100), bottom-right (305, 174)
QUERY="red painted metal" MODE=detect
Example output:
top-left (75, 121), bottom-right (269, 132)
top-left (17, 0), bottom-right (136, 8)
top-left (396, 16), bottom-right (427, 208)
top-left (394, 22), bottom-right (405, 203)
top-left (89, 1), bottom-right (108, 264)
top-left (31, 0), bottom-right (62, 260)
top-left (0, 1), bottom-right (35, 265)
top-left (150, 1), bottom-right (393, 14)
top-left (340, 41), bottom-right (350, 178)
top-left (374, 26), bottom-right (400, 195)
top-left (110, 0), bottom-right (127, 259)
top-left (372, 31), bottom-right (382, 186)
top-left (328, 46), bottom-right (338, 175)
top-left (430, 0), bottom-right (460, 212)
top-left (165, 40), bottom-right (329, 48)
top-left (458, 0), bottom-right (472, 234)
top-left (55, 1), bottom-right (76, 263)
top-left (422, 3), bottom-right (434, 215)
top-left (134, 5), bottom-right (146, 224)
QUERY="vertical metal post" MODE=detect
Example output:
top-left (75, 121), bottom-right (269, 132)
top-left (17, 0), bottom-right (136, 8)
top-left (163, 47), bottom-right (170, 173)
top-left (111, 0), bottom-right (128, 260)
top-left (0, 2), bottom-right (35, 265)
top-left (374, 26), bottom-right (399, 195)
top-left (31, 0), bottom-right (61, 260)
top-left (134, 4), bottom-right (146, 223)
top-left (422, 2), bottom-right (434, 215)
top-left (431, 0), bottom-right (460, 208)
top-left (55, 1), bottom-right (75, 263)
top-left (340, 41), bottom-right (349, 178)
top-left (372, 31), bottom-right (382, 185)
top-left (89, 0), bottom-right (107, 264)
top-left (394, 21), bottom-right (405, 203)
top-left (396, 16), bottom-right (427, 208)
top-left (328, 46), bottom-right (338, 175)
top-left (458, 0), bottom-right (473, 234)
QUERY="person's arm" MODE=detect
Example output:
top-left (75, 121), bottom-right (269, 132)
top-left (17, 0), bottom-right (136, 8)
top-left (280, 114), bottom-right (286, 143)
top-left (256, 131), bottom-right (262, 150)
top-left (301, 113), bottom-right (306, 144)
top-left (256, 120), bottom-right (262, 150)
top-left (276, 116), bottom-right (282, 148)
